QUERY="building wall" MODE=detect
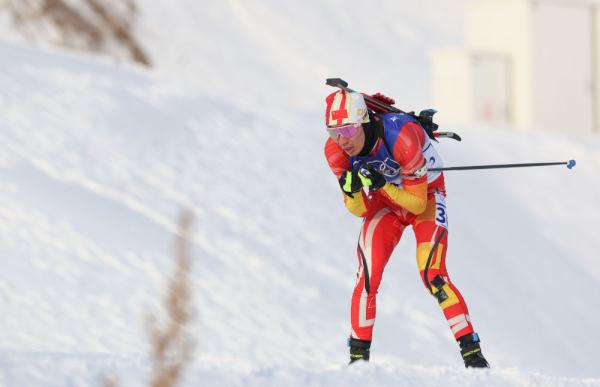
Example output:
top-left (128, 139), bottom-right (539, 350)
top-left (466, 0), bottom-right (533, 129)
top-left (431, 48), bottom-right (474, 124)
top-left (471, 52), bottom-right (512, 124)
top-left (531, 1), bottom-right (593, 133)
top-left (431, 0), bottom-right (599, 134)
top-left (594, 6), bottom-right (600, 134)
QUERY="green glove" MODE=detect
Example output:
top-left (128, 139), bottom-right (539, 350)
top-left (339, 170), bottom-right (363, 198)
top-left (358, 165), bottom-right (387, 192)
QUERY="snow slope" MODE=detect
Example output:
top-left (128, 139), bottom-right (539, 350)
top-left (1, 42), bottom-right (600, 387)
top-left (132, 0), bottom-right (467, 113)
top-left (0, 0), bottom-right (468, 113)
top-left (1, 2), bottom-right (600, 386)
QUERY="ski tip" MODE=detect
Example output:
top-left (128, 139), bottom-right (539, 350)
top-left (567, 159), bottom-right (576, 169)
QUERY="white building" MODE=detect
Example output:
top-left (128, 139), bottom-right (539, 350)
top-left (432, 0), bottom-right (600, 134)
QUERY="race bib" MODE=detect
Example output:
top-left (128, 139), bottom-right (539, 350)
top-left (434, 191), bottom-right (449, 228)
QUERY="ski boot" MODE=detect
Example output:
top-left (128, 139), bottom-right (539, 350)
top-left (348, 337), bottom-right (371, 364)
top-left (458, 332), bottom-right (490, 368)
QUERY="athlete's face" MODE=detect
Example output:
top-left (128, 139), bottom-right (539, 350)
top-left (333, 125), bottom-right (365, 156)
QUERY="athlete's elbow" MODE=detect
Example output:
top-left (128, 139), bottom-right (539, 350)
top-left (345, 203), bottom-right (367, 217)
top-left (409, 199), bottom-right (428, 215)
top-left (343, 194), bottom-right (368, 217)
top-left (349, 208), bottom-right (367, 217)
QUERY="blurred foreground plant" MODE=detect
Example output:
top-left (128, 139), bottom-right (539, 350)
top-left (146, 211), bottom-right (195, 387)
top-left (105, 210), bottom-right (195, 387)
top-left (2, 0), bottom-right (150, 65)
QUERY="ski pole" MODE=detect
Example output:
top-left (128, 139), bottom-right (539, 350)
top-left (429, 160), bottom-right (576, 172)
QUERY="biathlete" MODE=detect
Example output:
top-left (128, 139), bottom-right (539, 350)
top-left (323, 89), bottom-right (489, 368)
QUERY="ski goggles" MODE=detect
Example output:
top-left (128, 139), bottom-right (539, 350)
top-left (326, 122), bottom-right (361, 139)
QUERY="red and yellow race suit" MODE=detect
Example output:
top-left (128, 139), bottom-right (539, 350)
top-left (325, 113), bottom-right (475, 342)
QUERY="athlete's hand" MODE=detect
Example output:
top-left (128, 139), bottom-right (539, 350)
top-left (339, 170), bottom-right (363, 198)
top-left (358, 165), bottom-right (386, 192)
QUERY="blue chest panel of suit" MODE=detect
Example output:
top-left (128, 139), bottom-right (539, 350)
top-left (349, 113), bottom-right (416, 186)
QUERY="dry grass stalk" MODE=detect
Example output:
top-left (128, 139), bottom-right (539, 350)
top-left (87, 0), bottom-right (149, 65)
top-left (103, 375), bottom-right (118, 387)
top-left (146, 210), bottom-right (195, 387)
top-left (104, 211), bottom-right (195, 387)
top-left (2, 0), bottom-right (150, 66)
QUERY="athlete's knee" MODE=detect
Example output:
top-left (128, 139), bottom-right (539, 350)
top-left (415, 232), bottom-right (448, 284)
top-left (428, 274), bottom-right (450, 303)
top-left (353, 275), bottom-right (383, 296)
top-left (421, 272), bottom-right (461, 308)
top-left (419, 269), bottom-right (439, 288)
